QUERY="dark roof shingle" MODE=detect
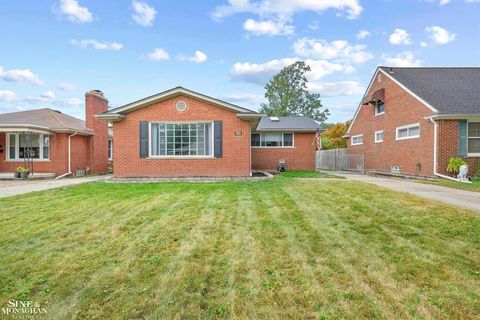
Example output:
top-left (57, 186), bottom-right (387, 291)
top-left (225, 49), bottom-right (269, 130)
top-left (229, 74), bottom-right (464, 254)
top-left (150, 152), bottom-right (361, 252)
top-left (379, 67), bottom-right (480, 115)
top-left (255, 116), bottom-right (322, 132)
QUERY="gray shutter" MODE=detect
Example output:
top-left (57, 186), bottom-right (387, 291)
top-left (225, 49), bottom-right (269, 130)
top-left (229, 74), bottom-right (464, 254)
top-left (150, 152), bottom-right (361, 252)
top-left (457, 120), bottom-right (467, 156)
top-left (139, 121), bottom-right (149, 158)
top-left (214, 121), bottom-right (222, 158)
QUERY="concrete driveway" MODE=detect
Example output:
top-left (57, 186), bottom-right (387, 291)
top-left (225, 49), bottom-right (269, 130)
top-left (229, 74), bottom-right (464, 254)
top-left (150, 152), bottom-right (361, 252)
top-left (335, 173), bottom-right (480, 213)
top-left (0, 176), bottom-right (105, 198)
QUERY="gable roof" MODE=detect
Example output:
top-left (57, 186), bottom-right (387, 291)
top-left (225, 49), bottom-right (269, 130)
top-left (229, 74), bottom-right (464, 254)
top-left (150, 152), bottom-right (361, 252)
top-left (255, 116), bottom-right (322, 132)
top-left (379, 67), bottom-right (480, 115)
top-left (0, 108), bottom-right (92, 135)
top-left (98, 87), bottom-right (257, 120)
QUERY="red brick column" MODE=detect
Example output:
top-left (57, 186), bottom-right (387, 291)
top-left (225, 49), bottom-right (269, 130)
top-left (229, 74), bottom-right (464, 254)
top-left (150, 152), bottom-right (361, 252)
top-left (85, 90), bottom-right (108, 174)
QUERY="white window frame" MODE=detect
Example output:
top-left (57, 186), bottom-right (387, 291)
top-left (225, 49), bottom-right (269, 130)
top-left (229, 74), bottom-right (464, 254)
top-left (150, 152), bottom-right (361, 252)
top-left (467, 121), bottom-right (480, 157)
top-left (351, 134), bottom-right (363, 146)
top-left (374, 130), bottom-right (384, 143)
top-left (5, 132), bottom-right (50, 162)
top-left (147, 121), bottom-right (215, 159)
top-left (374, 101), bottom-right (385, 116)
top-left (395, 123), bottom-right (420, 141)
top-left (108, 137), bottom-right (113, 161)
top-left (250, 132), bottom-right (295, 148)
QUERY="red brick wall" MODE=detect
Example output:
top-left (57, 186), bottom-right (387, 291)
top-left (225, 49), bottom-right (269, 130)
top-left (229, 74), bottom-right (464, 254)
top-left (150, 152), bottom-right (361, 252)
top-left (71, 134), bottom-right (91, 175)
top-left (86, 91), bottom-right (108, 174)
top-left (252, 133), bottom-right (316, 170)
top-left (112, 95), bottom-right (251, 177)
top-left (347, 70), bottom-right (435, 177)
top-left (437, 120), bottom-right (480, 175)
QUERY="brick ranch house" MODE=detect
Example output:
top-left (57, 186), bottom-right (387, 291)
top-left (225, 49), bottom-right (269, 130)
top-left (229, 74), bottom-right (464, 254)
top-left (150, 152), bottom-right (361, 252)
top-left (346, 67), bottom-right (480, 178)
top-left (96, 87), bottom-right (321, 178)
top-left (0, 90), bottom-right (110, 178)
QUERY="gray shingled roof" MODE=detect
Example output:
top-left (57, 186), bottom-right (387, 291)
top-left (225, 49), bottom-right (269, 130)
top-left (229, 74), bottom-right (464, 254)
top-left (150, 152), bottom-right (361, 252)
top-left (255, 116), bottom-right (322, 132)
top-left (0, 108), bottom-right (92, 134)
top-left (379, 67), bottom-right (480, 115)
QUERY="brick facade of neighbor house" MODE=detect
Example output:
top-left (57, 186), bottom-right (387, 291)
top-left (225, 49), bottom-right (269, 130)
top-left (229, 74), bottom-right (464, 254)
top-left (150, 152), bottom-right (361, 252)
top-left (437, 120), bottom-right (480, 176)
top-left (347, 71), bottom-right (436, 177)
top-left (252, 132), bottom-right (316, 170)
top-left (0, 132), bottom-right (91, 176)
top-left (111, 95), bottom-right (251, 178)
top-left (85, 91), bottom-right (109, 174)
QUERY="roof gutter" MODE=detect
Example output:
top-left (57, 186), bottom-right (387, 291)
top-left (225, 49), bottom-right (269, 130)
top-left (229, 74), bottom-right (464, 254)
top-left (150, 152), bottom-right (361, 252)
top-left (426, 114), bottom-right (480, 120)
top-left (95, 113), bottom-right (126, 122)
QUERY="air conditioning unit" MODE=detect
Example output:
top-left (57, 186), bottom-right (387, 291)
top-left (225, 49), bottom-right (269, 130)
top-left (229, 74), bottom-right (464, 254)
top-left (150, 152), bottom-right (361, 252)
top-left (391, 166), bottom-right (400, 174)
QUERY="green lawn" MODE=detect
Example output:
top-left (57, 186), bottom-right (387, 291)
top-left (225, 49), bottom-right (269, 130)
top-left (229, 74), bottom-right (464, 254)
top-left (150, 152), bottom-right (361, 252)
top-left (420, 178), bottom-right (480, 193)
top-left (278, 170), bottom-right (345, 179)
top-left (0, 175), bottom-right (479, 319)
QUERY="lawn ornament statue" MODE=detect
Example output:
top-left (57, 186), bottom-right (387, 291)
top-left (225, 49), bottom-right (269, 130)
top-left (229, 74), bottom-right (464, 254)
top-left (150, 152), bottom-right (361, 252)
top-left (457, 164), bottom-right (470, 182)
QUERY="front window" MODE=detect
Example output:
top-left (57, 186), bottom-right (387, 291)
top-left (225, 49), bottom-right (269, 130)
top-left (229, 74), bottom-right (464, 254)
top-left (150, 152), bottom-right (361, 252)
top-left (150, 122), bottom-right (212, 157)
top-left (7, 133), bottom-right (50, 160)
top-left (375, 130), bottom-right (384, 143)
top-left (468, 122), bottom-right (480, 155)
top-left (250, 132), bottom-right (294, 147)
top-left (396, 123), bottom-right (420, 140)
top-left (108, 138), bottom-right (113, 160)
top-left (351, 134), bottom-right (363, 146)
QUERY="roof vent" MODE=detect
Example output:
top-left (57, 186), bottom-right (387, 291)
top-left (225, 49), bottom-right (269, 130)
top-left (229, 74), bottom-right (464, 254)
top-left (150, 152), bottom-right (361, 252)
top-left (53, 109), bottom-right (62, 114)
top-left (269, 116), bottom-right (280, 121)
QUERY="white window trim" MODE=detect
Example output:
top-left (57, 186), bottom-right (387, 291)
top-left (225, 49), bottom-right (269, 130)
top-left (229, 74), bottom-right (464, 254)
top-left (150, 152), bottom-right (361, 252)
top-left (395, 123), bottom-right (420, 141)
top-left (108, 137), bottom-right (113, 161)
top-left (374, 130), bottom-right (384, 143)
top-left (351, 134), bottom-right (363, 146)
top-left (374, 102), bottom-right (385, 116)
top-left (147, 121), bottom-right (215, 159)
top-left (467, 121), bottom-right (480, 157)
top-left (250, 132), bottom-right (295, 148)
top-left (5, 133), bottom-right (50, 162)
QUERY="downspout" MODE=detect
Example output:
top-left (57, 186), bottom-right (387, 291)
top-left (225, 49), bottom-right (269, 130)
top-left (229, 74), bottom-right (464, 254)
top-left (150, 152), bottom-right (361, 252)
top-left (55, 131), bottom-right (77, 179)
top-left (429, 118), bottom-right (458, 181)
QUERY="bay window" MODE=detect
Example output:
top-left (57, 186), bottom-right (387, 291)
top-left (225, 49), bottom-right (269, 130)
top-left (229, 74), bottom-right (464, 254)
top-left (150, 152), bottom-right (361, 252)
top-left (7, 133), bottom-right (50, 160)
top-left (468, 122), bottom-right (480, 155)
top-left (150, 122), bottom-right (212, 157)
top-left (251, 133), bottom-right (294, 147)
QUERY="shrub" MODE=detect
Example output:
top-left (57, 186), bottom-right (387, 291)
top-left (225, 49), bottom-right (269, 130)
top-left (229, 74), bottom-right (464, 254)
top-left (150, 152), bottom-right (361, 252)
top-left (446, 157), bottom-right (467, 176)
top-left (473, 164), bottom-right (480, 182)
top-left (16, 166), bottom-right (29, 173)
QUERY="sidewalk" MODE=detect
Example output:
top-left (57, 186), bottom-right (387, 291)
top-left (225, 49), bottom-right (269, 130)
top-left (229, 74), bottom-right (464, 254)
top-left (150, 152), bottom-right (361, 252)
top-left (335, 173), bottom-right (480, 213)
top-left (0, 176), bottom-right (105, 198)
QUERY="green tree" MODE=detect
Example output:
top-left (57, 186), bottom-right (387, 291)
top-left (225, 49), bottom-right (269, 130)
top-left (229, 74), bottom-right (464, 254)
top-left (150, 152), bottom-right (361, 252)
top-left (321, 121), bottom-right (350, 149)
top-left (259, 61), bottom-right (329, 123)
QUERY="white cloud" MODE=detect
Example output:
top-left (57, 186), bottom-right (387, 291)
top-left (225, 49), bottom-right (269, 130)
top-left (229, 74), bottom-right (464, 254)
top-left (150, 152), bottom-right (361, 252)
top-left (389, 28), bottom-right (412, 45)
top-left (0, 90), bottom-right (16, 102)
top-left (425, 26), bottom-right (456, 44)
top-left (356, 30), bottom-right (371, 40)
top-left (292, 38), bottom-right (373, 64)
top-left (231, 58), bottom-right (354, 85)
top-left (421, 0), bottom-right (451, 5)
top-left (307, 81), bottom-right (364, 97)
top-left (243, 18), bottom-right (294, 36)
top-left (147, 48), bottom-right (170, 61)
top-left (64, 98), bottom-right (83, 106)
top-left (0, 66), bottom-right (43, 85)
top-left (58, 0), bottom-right (93, 23)
top-left (41, 90), bottom-right (56, 99)
top-left (382, 51), bottom-right (423, 67)
top-left (57, 82), bottom-right (75, 92)
top-left (70, 39), bottom-right (123, 50)
top-left (211, 0), bottom-right (363, 21)
top-left (420, 41), bottom-right (428, 47)
top-left (220, 93), bottom-right (265, 107)
top-left (132, 1), bottom-right (157, 26)
top-left (179, 50), bottom-right (208, 63)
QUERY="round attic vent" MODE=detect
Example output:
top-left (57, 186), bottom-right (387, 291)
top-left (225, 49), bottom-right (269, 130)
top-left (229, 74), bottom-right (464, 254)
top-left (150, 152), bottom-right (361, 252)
top-left (176, 100), bottom-right (187, 112)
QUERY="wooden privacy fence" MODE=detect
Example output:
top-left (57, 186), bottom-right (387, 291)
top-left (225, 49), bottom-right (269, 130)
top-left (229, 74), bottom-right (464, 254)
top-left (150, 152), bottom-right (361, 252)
top-left (315, 148), bottom-right (364, 173)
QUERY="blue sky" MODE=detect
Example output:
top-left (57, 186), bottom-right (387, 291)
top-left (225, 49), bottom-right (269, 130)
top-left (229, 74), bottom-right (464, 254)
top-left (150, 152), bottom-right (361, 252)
top-left (0, 0), bottom-right (479, 122)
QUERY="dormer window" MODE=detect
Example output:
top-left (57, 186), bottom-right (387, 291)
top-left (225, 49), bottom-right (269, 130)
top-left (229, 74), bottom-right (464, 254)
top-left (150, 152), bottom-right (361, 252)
top-left (375, 101), bottom-right (385, 116)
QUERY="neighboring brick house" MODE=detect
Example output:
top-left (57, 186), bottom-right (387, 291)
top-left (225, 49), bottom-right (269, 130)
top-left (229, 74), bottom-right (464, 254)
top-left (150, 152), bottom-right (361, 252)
top-left (96, 87), bottom-right (321, 178)
top-left (0, 90), bottom-right (110, 177)
top-left (347, 67), bottom-right (480, 178)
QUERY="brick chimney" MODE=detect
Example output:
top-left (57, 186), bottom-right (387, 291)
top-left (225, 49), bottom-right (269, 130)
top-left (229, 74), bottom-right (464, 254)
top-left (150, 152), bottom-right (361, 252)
top-left (86, 90), bottom-right (108, 174)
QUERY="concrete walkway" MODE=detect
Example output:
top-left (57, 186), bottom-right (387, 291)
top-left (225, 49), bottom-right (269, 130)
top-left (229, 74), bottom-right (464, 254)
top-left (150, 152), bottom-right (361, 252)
top-left (335, 173), bottom-right (480, 213)
top-left (0, 176), bottom-right (105, 198)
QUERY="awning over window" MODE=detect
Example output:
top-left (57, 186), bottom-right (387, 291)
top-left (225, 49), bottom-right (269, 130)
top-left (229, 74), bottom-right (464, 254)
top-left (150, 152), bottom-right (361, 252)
top-left (362, 88), bottom-right (385, 105)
